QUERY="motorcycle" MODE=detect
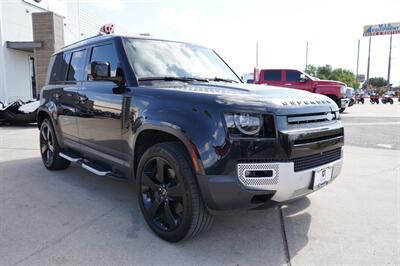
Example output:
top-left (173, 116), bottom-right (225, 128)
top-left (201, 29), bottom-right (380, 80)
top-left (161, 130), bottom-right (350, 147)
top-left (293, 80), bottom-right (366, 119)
top-left (370, 93), bottom-right (379, 104)
top-left (381, 95), bottom-right (394, 104)
top-left (355, 94), bottom-right (364, 104)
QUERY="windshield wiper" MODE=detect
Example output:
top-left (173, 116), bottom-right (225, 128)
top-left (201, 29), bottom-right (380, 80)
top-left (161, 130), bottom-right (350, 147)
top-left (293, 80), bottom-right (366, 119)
top-left (138, 76), bottom-right (209, 83)
top-left (208, 77), bottom-right (239, 83)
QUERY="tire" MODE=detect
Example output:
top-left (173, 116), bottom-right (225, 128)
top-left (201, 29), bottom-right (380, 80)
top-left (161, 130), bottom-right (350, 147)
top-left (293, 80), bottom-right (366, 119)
top-left (390, 99), bottom-right (393, 104)
top-left (136, 142), bottom-right (213, 242)
top-left (339, 108), bottom-right (345, 113)
top-left (39, 119), bottom-right (70, 170)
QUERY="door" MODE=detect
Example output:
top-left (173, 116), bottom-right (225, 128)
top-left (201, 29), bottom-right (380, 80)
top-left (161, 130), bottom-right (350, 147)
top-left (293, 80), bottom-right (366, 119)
top-left (76, 42), bottom-right (126, 161)
top-left (283, 70), bottom-right (313, 92)
top-left (48, 52), bottom-right (80, 143)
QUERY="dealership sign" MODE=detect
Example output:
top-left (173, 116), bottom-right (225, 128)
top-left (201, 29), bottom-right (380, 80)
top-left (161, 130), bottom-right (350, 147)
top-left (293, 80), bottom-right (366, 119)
top-left (363, 22), bottom-right (400, 36)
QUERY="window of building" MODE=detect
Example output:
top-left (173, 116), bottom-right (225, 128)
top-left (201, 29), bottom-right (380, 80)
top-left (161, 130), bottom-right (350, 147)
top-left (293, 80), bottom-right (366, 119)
top-left (89, 44), bottom-right (120, 79)
top-left (263, 70), bottom-right (282, 81)
top-left (49, 53), bottom-right (71, 83)
top-left (67, 50), bottom-right (86, 81)
top-left (286, 70), bottom-right (301, 82)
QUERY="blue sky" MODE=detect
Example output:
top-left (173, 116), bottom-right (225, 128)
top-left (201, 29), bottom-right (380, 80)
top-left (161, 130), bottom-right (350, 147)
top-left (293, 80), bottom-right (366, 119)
top-left (82, 0), bottom-right (400, 85)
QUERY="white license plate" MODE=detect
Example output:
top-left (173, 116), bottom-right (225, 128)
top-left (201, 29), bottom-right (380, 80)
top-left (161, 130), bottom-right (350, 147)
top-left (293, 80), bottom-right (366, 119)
top-left (312, 167), bottom-right (333, 190)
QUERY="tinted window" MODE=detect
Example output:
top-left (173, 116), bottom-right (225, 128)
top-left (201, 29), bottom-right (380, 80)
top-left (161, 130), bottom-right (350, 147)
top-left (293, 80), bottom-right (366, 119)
top-left (89, 44), bottom-right (120, 78)
top-left (286, 70), bottom-right (301, 81)
top-left (49, 53), bottom-right (71, 83)
top-left (264, 70), bottom-right (282, 81)
top-left (67, 50), bottom-right (86, 81)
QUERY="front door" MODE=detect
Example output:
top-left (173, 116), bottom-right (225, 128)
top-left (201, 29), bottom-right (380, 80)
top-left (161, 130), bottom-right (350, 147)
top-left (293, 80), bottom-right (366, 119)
top-left (283, 70), bottom-right (313, 92)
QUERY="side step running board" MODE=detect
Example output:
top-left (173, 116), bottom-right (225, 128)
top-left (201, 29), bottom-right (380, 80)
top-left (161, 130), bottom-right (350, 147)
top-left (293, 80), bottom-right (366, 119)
top-left (59, 152), bottom-right (127, 181)
top-left (59, 152), bottom-right (82, 162)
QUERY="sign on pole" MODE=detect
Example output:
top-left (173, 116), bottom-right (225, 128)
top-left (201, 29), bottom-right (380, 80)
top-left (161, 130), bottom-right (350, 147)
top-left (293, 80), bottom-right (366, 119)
top-left (363, 23), bottom-right (400, 36)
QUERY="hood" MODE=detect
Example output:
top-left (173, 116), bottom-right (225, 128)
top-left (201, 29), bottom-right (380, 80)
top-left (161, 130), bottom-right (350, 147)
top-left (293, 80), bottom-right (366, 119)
top-left (314, 79), bottom-right (346, 87)
top-left (145, 81), bottom-right (339, 115)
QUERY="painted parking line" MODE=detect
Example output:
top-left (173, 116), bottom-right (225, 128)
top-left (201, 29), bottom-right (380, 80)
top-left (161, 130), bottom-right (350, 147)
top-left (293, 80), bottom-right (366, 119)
top-left (343, 122), bottom-right (400, 126)
top-left (376, 144), bottom-right (394, 149)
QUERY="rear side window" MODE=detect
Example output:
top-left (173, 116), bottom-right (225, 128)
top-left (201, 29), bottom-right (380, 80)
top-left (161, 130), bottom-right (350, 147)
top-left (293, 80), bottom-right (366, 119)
top-left (264, 70), bottom-right (282, 81)
top-left (67, 50), bottom-right (86, 81)
top-left (89, 44), bottom-right (120, 78)
top-left (286, 70), bottom-right (301, 81)
top-left (49, 53), bottom-right (71, 83)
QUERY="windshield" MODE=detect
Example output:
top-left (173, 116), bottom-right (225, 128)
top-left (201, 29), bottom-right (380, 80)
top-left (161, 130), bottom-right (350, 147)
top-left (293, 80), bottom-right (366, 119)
top-left (124, 38), bottom-right (241, 82)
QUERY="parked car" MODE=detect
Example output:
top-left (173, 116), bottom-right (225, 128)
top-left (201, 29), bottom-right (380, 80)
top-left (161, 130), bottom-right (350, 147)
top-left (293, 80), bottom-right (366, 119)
top-left (255, 69), bottom-right (349, 112)
top-left (37, 34), bottom-right (344, 242)
top-left (370, 93), bottom-right (380, 104)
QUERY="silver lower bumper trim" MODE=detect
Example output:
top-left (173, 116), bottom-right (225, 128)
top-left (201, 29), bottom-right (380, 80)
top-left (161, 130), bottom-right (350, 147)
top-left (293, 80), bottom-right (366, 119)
top-left (237, 154), bottom-right (343, 202)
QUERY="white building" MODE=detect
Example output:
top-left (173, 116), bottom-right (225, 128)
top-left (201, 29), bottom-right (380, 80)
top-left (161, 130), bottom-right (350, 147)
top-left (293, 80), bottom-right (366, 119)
top-left (0, 0), bottom-right (107, 103)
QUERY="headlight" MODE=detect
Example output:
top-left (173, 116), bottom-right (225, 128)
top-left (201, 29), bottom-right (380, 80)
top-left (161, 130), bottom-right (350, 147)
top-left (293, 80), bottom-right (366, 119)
top-left (340, 86), bottom-right (347, 95)
top-left (224, 113), bottom-right (276, 138)
top-left (225, 113), bottom-right (261, 136)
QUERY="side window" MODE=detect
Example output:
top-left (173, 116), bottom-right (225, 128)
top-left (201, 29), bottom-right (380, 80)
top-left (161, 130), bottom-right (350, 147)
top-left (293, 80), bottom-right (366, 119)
top-left (286, 70), bottom-right (301, 82)
top-left (67, 50), bottom-right (86, 81)
top-left (264, 70), bottom-right (282, 81)
top-left (89, 44), bottom-right (120, 79)
top-left (49, 53), bottom-right (71, 83)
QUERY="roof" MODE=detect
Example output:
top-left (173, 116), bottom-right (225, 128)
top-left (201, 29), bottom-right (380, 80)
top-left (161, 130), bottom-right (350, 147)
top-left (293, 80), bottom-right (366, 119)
top-left (56, 34), bottom-right (206, 54)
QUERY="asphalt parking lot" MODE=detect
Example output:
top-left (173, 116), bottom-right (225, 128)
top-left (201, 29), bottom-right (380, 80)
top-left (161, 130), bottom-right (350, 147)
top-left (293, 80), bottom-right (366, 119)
top-left (1, 102), bottom-right (399, 265)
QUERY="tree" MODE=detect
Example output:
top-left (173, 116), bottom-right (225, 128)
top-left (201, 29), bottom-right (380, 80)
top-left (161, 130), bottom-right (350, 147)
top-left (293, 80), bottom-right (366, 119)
top-left (305, 64), bottom-right (317, 77)
top-left (368, 77), bottom-right (387, 88)
top-left (316, 65), bottom-right (333, 80)
top-left (305, 64), bottom-right (358, 88)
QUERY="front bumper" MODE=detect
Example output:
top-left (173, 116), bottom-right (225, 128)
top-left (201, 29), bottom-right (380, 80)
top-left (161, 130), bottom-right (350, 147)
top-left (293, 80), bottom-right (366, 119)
top-left (197, 152), bottom-right (343, 211)
top-left (340, 98), bottom-right (349, 108)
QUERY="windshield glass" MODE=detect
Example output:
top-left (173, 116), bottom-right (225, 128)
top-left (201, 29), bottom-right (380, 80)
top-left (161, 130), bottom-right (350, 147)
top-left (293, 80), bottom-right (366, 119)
top-left (124, 38), bottom-right (240, 82)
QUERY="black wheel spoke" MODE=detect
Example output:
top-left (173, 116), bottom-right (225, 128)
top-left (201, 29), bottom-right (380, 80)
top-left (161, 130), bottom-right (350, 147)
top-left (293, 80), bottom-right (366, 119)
top-left (163, 202), bottom-right (177, 228)
top-left (142, 172), bottom-right (158, 190)
top-left (156, 158), bottom-right (166, 184)
top-left (148, 200), bottom-right (161, 218)
top-left (168, 182), bottom-right (184, 198)
top-left (41, 143), bottom-right (48, 154)
top-left (41, 127), bottom-right (48, 141)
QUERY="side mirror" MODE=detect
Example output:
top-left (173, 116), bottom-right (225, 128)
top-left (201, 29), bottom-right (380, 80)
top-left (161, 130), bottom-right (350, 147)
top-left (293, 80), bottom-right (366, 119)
top-left (299, 74), bottom-right (307, 82)
top-left (89, 61), bottom-right (110, 80)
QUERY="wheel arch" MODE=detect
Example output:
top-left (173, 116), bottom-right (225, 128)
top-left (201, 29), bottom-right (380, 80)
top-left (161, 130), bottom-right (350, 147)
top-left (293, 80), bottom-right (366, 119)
top-left (132, 123), bottom-right (205, 179)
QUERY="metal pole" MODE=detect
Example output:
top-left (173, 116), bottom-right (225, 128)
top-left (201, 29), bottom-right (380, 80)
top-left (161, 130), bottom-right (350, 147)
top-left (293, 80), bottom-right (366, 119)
top-left (305, 41), bottom-right (309, 71)
top-left (356, 39), bottom-right (360, 86)
top-left (256, 42), bottom-right (259, 69)
top-left (365, 36), bottom-right (371, 91)
top-left (387, 34), bottom-right (392, 91)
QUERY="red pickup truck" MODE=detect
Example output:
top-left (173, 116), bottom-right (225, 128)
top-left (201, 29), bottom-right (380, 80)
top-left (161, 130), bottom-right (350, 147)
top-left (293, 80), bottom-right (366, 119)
top-left (256, 69), bottom-right (349, 112)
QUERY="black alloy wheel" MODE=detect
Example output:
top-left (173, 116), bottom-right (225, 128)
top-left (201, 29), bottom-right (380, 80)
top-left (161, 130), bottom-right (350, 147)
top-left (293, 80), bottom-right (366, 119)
top-left (39, 119), bottom-right (70, 170)
top-left (137, 142), bottom-right (213, 242)
top-left (141, 157), bottom-right (185, 231)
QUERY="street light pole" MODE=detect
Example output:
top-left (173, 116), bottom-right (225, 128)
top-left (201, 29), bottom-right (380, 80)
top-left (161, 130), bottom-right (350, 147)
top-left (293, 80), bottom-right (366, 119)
top-left (387, 34), bottom-right (392, 91)
top-left (365, 36), bottom-right (372, 91)
top-left (356, 39), bottom-right (360, 87)
top-left (305, 41), bottom-right (309, 71)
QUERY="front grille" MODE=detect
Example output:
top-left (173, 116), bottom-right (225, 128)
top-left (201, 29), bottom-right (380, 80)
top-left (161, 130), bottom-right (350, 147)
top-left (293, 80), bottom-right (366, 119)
top-left (292, 148), bottom-right (342, 172)
top-left (287, 112), bottom-right (337, 124)
top-left (238, 148), bottom-right (342, 172)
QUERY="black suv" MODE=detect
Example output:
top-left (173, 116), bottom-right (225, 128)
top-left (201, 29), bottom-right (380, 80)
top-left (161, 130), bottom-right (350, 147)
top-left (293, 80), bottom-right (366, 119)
top-left (37, 35), bottom-right (344, 242)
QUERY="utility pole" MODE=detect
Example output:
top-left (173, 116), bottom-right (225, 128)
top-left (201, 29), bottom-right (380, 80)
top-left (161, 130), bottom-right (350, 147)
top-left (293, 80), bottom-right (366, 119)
top-left (356, 39), bottom-right (360, 87)
top-left (387, 34), bottom-right (392, 91)
top-left (305, 41), bottom-right (309, 71)
top-left (256, 42), bottom-right (259, 70)
top-left (365, 36), bottom-right (372, 91)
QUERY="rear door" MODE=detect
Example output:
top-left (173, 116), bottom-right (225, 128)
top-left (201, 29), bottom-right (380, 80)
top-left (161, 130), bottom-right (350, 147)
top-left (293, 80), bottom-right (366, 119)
top-left (76, 42), bottom-right (126, 163)
top-left (260, 70), bottom-right (283, 86)
top-left (48, 52), bottom-right (81, 144)
top-left (284, 70), bottom-right (313, 92)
